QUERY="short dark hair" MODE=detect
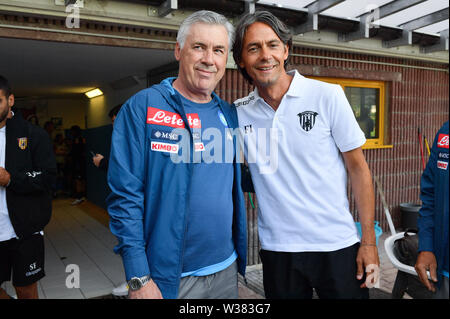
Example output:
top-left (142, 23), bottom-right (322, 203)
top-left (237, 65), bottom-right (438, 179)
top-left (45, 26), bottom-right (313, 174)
top-left (232, 11), bottom-right (292, 84)
top-left (108, 104), bottom-right (122, 119)
top-left (70, 125), bottom-right (81, 137)
top-left (0, 75), bottom-right (12, 97)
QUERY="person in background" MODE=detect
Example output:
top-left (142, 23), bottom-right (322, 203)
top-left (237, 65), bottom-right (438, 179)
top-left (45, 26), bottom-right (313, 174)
top-left (43, 121), bottom-right (55, 140)
top-left (0, 75), bottom-right (56, 299)
top-left (357, 106), bottom-right (374, 139)
top-left (415, 121), bottom-right (449, 299)
top-left (69, 125), bottom-right (86, 205)
top-left (90, 103), bottom-right (128, 297)
top-left (53, 133), bottom-right (69, 197)
top-left (233, 11), bottom-right (378, 299)
top-left (92, 104), bottom-right (122, 170)
top-left (63, 137), bottom-right (73, 198)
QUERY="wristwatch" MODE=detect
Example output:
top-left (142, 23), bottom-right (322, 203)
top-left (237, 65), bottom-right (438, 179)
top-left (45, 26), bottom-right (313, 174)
top-left (128, 275), bottom-right (151, 291)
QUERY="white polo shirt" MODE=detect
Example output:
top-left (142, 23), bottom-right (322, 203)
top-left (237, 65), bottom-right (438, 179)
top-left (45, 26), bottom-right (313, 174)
top-left (235, 70), bottom-right (365, 252)
top-left (0, 125), bottom-right (17, 242)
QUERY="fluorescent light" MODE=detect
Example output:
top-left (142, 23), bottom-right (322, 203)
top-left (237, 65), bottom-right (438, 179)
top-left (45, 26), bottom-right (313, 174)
top-left (85, 88), bottom-right (103, 98)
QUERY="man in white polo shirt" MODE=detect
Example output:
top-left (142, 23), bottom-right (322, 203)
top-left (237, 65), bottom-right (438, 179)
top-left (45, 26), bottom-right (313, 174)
top-left (233, 11), bottom-right (379, 299)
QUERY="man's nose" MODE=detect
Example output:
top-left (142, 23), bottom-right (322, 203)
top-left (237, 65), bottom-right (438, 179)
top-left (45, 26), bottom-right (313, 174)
top-left (259, 45), bottom-right (271, 61)
top-left (202, 48), bottom-right (214, 65)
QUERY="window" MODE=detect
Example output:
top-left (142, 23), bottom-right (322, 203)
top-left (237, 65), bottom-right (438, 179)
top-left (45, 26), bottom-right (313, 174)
top-left (345, 87), bottom-right (379, 139)
top-left (307, 77), bottom-right (387, 149)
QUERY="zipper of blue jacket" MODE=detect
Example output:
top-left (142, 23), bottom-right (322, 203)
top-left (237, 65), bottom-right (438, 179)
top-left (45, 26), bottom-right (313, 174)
top-left (159, 79), bottom-right (196, 295)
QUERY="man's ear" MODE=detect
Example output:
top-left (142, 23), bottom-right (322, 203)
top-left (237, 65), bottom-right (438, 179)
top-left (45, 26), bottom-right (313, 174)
top-left (8, 94), bottom-right (14, 108)
top-left (174, 42), bottom-right (181, 61)
top-left (7, 94), bottom-right (14, 119)
top-left (283, 43), bottom-right (289, 63)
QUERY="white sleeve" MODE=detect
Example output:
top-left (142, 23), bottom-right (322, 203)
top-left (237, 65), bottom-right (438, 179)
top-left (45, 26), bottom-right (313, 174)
top-left (329, 84), bottom-right (366, 152)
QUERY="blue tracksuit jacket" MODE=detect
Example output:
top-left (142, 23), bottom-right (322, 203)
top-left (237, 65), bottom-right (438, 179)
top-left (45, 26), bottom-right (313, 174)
top-left (418, 121), bottom-right (449, 287)
top-left (106, 78), bottom-right (247, 299)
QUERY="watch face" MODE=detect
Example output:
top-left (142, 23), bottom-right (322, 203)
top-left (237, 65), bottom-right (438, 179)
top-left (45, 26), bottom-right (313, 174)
top-left (129, 278), bottom-right (142, 290)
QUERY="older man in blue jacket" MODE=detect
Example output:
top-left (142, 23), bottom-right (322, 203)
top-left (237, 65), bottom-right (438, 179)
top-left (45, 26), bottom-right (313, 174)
top-left (106, 10), bottom-right (247, 299)
top-left (415, 121), bottom-right (449, 299)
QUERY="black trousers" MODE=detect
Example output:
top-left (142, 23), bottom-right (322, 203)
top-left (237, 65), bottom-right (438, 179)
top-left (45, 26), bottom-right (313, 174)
top-left (260, 243), bottom-right (369, 299)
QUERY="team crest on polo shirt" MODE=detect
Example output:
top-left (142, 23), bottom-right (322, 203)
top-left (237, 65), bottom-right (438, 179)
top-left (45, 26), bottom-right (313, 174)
top-left (297, 111), bottom-right (319, 132)
top-left (18, 137), bottom-right (28, 150)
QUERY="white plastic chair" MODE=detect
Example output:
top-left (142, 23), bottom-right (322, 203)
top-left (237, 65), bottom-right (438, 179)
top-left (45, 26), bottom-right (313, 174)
top-left (384, 232), bottom-right (420, 276)
top-left (375, 177), bottom-right (430, 279)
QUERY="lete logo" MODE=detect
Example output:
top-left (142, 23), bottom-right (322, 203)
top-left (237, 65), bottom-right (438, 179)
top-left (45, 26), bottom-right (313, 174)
top-left (147, 107), bottom-right (201, 129)
top-left (437, 134), bottom-right (449, 149)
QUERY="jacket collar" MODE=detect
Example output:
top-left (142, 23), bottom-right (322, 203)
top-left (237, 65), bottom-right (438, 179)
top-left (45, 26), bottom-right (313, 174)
top-left (155, 77), bottom-right (236, 129)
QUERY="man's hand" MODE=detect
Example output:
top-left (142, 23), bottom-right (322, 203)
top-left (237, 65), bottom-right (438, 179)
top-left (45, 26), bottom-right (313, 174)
top-left (356, 245), bottom-right (380, 288)
top-left (128, 279), bottom-right (163, 299)
top-left (415, 251), bottom-right (438, 292)
top-left (0, 167), bottom-right (11, 187)
top-left (92, 154), bottom-right (104, 168)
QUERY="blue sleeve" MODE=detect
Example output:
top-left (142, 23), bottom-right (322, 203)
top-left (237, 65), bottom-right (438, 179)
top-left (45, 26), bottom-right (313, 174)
top-left (106, 93), bottom-right (150, 280)
top-left (418, 129), bottom-right (439, 252)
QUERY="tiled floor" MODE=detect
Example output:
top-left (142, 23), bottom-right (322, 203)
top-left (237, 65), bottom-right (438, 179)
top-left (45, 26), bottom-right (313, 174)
top-left (1, 198), bottom-right (413, 299)
top-left (2, 199), bottom-right (125, 299)
top-left (1, 199), bottom-right (270, 299)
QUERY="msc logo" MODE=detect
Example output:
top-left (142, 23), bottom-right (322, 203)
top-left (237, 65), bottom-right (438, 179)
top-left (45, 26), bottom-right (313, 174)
top-left (297, 111), bottom-right (319, 132)
top-left (152, 129), bottom-right (180, 142)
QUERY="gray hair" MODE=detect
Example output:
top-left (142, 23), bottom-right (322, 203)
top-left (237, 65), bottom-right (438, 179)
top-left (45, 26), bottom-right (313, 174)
top-left (177, 10), bottom-right (235, 49)
top-left (233, 11), bottom-right (292, 84)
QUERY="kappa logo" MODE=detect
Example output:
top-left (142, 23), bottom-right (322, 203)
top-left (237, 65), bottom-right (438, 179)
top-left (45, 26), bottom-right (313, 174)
top-left (235, 95), bottom-right (255, 107)
top-left (297, 111), bottom-right (319, 132)
top-left (437, 134), bottom-right (449, 149)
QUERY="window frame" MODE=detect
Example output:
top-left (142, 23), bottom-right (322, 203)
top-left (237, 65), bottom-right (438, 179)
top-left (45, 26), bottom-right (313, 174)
top-left (307, 76), bottom-right (386, 149)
